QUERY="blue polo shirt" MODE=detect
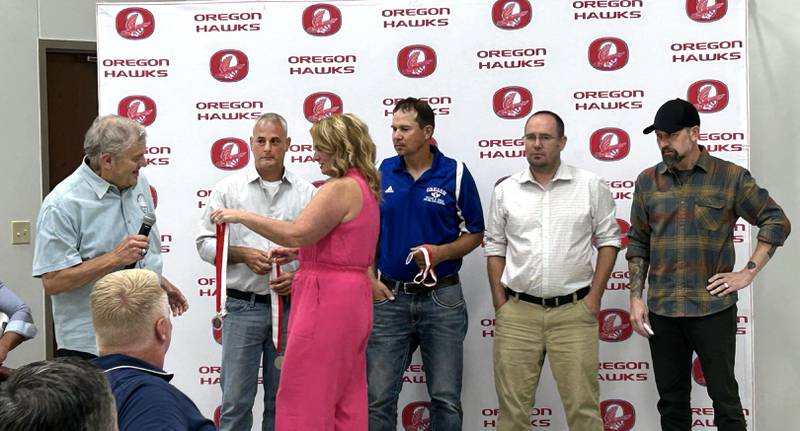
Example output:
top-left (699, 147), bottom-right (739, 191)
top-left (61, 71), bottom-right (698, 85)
top-left (92, 354), bottom-right (215, 431)
top-left (378, 146), bottom-right (484, 282)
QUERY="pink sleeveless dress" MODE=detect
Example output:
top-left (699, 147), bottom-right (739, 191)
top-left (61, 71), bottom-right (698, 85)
top-left (275, 168), bottom-right (379, 431)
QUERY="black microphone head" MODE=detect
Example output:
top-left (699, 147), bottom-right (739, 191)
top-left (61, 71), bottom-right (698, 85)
top-left (142, 212), bottom-right (156, 227)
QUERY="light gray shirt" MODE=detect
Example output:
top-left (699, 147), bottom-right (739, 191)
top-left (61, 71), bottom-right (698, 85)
top-left (32, 160), bottom-right (162, 355)
top-left (0, 281), bottom-right (37, 339)
top-left (196, 165), bottom-right (316, 294)
top-left (485, 163), bottom-right (621, 297)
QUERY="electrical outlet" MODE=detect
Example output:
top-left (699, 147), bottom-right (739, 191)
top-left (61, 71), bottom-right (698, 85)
top-left (11, 220), bottom-right (31, 245)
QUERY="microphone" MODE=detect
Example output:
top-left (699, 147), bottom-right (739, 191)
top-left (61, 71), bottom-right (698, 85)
top-left (125, 212), bottom-right (156, 269)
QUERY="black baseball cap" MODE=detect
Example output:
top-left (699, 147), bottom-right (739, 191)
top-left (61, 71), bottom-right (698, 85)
top-left (643, 98), bottom-right (700, 134)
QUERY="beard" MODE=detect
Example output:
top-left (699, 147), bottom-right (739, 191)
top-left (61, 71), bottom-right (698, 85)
top-left (661, 149), bottom-right (684, 168)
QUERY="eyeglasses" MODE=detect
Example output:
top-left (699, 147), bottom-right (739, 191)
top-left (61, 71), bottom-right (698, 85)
top-left (523, 133), bottom-right (560, 144)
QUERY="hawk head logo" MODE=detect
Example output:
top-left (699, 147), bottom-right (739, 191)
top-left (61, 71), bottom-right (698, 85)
top-left (601, 399), bottom-right (636, 431)
top-left (687, 80), bottom-right (729, 113)
top-left (116, 8), bottom-right (155, 40)
top-left (210, 50), bottom-right (249, 83)
top-left (687, 0), bottom-right (727, 22)
top-left (492, 0), bottom-right (533, 30)
top-left (397, 45), bottom-right (437, 78)
top-left (598, 309), bottom-right (633, 342)
top-left (303, 92), bottom-right (343, 122)
top-left (493, 86), bottom-right (533, 119)
top-left (302, 4), bottom-right (342, 36)
top-left (590, 128), bottom-right (630, 161)
top-left (118, 95), bottom-right (157, 126)
top-left (401, 401), bottom-right (432, 431)
top-left (589, 38), bottom-right (629, 71)
top-left (210, 138), bottom-right (250, 170)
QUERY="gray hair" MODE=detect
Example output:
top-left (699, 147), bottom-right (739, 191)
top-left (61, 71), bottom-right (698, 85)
top-left (0, 357), bottom-right (117, 431)
top-left (84, 114), bottom-right (146, 163)
top-left (255, 113), bottom-right (288, 136)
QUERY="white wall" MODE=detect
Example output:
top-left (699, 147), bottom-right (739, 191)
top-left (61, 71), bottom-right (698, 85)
top-left (0, 0), bottom-right (44, 368)
top-left (1, 0), bottom-right (796, 428)
top-left (747, 2), bottom-right (800, 430)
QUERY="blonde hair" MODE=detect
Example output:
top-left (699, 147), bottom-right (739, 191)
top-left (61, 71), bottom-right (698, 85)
top-left (309, 113), bottom-right (381, 201)
top-left (91, 269), bottom-right (168, 349)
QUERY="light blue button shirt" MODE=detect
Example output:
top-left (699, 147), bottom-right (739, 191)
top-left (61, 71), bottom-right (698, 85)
top-left (32, 160), bottom-right (162, 355)
top-left (0, 281), bottom-right (37, 339)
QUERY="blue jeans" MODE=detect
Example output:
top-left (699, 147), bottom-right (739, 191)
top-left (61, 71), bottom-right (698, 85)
top-left (367, 282), bottom-right (468, 431)
top-left (219, 295), bottom-right (289, 431)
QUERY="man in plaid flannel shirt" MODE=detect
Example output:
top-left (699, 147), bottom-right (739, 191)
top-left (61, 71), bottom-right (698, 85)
top-left (626, 98), bottom-right (790, 431)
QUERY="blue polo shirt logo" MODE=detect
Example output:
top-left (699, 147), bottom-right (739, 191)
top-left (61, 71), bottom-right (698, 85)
top-left (423, 187), bottom-right (447, 205)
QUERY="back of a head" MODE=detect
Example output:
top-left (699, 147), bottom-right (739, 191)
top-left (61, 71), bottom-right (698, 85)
top-left (0, 357), bottom-right (117, 431)
top-left (309, 113), bottom-right (382, 200)
top-left (91, 269), bottom-right (168, 351)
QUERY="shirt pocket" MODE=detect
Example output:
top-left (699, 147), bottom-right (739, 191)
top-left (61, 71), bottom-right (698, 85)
top-left (695, 196), bottom-right (725, 231)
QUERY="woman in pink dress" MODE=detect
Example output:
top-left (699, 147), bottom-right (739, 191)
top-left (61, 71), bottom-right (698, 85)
top-left (211, 113), bottom-right (381, 430)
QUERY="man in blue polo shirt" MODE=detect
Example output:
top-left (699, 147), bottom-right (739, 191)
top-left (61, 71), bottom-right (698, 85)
top-left (91, 269), bottom-right (214, 431)
top-left (367, 97), bottom-right (485, 430)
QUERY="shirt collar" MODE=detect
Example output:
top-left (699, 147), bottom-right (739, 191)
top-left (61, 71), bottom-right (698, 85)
top-left (78, 159), bottom-right (115, 199)
top-left (656, 145), bottom-right (713, 175)
top-left (518, 162), bottom-right (573, 184)
top-left (92, 353), bottom-right (174, 382)
top-left (393, 144), bottom-right (442, 173)
top-left (245, 164), bottom-right (296, 186)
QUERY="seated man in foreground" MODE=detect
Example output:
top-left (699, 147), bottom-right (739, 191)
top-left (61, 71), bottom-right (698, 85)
top-left (91, 269), bottom-right (215, 431)
top-left (0, 357), bottom-right (118, 431)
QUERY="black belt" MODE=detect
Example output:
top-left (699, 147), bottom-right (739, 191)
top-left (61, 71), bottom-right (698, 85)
top-left (380, 273), bottom-right (460, 294)
top-left (505, 286), bottom-right (590, 308)
top-left (227, 288), bottom-right (270, 304)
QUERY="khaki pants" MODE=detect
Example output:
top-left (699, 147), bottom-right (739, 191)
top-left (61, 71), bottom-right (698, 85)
top-left (493, 297), bottom-right (601, 431)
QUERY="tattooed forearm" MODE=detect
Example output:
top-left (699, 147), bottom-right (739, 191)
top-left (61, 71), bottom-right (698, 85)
top-left (746, 261), bottom-right (756, 270)
top-left (767, 244), bottom-right (778, 258)
top-left (628, 257), bottom-right (649, 300)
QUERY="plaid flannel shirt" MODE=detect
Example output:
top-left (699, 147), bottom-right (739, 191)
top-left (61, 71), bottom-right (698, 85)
top-left (626, 146), bottom-right (790, 317)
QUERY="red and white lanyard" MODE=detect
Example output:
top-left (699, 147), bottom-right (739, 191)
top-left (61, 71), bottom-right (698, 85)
top-left (212, 223), bottom-right (229, 330)
top-left (270, 263), bottom-right (285, 353)
top-left (406, 245), bottom-right (437, 287)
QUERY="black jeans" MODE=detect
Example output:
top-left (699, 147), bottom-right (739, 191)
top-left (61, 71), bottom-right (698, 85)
top-left (649, 305), bottom-right (746, 431)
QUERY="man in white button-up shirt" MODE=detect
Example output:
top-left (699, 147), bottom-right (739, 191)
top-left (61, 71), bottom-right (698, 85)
top-left (485, 111), bottom-right (620, 431)
top-left (196, 113), bottom-right (315, 431)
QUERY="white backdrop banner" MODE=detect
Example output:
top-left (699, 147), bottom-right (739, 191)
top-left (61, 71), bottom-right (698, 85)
top-left (97, 1), bottom-right (750, 429)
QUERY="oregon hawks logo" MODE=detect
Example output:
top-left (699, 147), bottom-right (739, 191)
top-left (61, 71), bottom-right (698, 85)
top-left (687, 0), bottom-right (727, 23)
top-left (401, 401), bottom-right (431, 431)
top-left (303, 4), bottom-right (342, 36)
top-left (397, 45), bottom-right (437, 78)
top-left (493, 86), bottom-right (532, 119)
top-left (589, 37), bottom-right (629, 71)
top-left (492, 0), bottom-right (532, 30)
top-left (116, 8), bottom-right (155, 40)
top-left (118, 96), bottom-right (157, 126)
top-left (210, 138), bottom-right (250, 170)
top-left (616, 218), bottom-right (630, 249)
top-left (149, 186), bottom-right (158, 209)
top-left (692, 357), bottom-right (707, 386)
top-left (590, 128), bottom-right (630, 161)
top-left (303, 92), bottom-right (343, 122)
top-left (687, 80), bottom-right (729, 113)
top-left (598, 309), bottom-right (633, 342)
top-left (210, 50), bottom-right (249, 82)
top-left (601, 399), bottom-right (636, 431)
